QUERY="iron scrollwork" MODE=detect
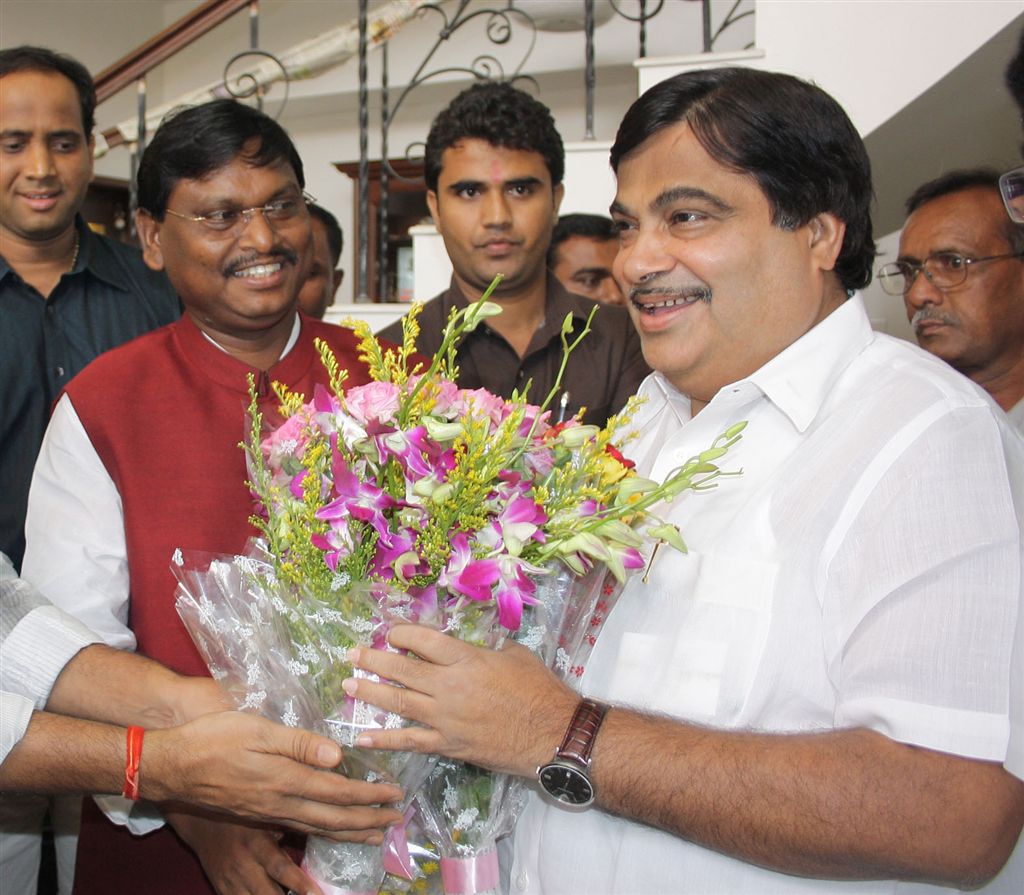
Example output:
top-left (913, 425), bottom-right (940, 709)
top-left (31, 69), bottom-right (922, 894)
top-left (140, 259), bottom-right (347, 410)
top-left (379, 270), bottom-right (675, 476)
top-left (357, 0), bottom-right (540, 301)
top-left (220, 49), bottom-right (291, 114)
top-left (609, 0), bottom-right (753, 56)
top-left (384, 0), bottom-right (539, 181)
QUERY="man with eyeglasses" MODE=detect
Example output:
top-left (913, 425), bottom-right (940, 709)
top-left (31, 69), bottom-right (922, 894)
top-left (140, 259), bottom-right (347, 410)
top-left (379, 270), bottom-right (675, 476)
top-left (879, 168), bottom-right (1024, 427)
top-left (1002, 167), bottom-right (1024, 224)
top-left (20, 99), bottom-right (389, 895)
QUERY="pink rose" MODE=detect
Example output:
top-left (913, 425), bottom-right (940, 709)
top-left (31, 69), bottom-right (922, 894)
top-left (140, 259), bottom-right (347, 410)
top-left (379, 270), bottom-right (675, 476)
top-left (262, 408), bottom-right (311, 469)
top-left (428, 378), bottom-right (460, 418)
top-left (455, 388), bottom-right (510, 427)
top-left (343, 381), bottom-right (401, 427)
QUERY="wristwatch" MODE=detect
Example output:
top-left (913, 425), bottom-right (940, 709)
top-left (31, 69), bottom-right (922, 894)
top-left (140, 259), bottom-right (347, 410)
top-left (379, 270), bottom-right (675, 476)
top-left (536, 697), bottom-right (608, 808)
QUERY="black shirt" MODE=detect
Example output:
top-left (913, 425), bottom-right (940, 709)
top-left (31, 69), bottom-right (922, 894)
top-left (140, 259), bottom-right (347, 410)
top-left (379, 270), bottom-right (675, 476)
top-left (378, 274), bottom-right (649, 428)
top-left (1, 217), bottom-right (181, 570)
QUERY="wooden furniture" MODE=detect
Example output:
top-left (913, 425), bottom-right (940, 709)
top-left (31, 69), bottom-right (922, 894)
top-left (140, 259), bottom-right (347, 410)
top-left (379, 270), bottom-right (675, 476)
top-left (333, 158), bottom-right (430, 303)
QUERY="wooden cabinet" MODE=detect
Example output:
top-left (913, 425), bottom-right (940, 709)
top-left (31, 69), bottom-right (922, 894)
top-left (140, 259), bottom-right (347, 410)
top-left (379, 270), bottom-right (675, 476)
top-left (334, 158), bottom-right (430, 303)
top-left (82, 175), bottom-right (133, 244)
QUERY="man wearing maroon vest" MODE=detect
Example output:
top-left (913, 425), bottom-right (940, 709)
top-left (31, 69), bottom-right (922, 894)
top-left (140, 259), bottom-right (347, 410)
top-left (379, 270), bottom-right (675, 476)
top-left (21, 99), bottom-right (386, 895)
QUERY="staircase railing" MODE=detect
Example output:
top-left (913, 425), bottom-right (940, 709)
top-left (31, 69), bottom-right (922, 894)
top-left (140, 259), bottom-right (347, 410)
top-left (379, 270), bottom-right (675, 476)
top-left (94, 0), bottom-right (253, 104)
top-left (89, 0), bottom-right (754, 299)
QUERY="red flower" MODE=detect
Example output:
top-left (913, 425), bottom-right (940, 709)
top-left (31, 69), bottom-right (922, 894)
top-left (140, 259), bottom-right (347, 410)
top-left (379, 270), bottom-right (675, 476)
top-left (604, 443), bottom-right (636, 470)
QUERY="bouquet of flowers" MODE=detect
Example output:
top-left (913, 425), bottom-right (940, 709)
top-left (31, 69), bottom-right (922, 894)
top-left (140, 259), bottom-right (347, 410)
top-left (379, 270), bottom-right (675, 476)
top-left (174, 275), bottom-right (744, 895)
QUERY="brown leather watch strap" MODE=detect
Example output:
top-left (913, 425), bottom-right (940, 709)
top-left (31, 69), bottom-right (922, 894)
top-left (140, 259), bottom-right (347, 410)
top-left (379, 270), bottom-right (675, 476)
top-left (556, 698), bottom-right (608, 766)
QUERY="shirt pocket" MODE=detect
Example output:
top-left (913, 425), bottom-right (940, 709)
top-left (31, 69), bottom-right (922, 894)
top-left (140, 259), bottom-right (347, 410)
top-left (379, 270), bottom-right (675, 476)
top-left (600, 551), bottom-right (777, 724)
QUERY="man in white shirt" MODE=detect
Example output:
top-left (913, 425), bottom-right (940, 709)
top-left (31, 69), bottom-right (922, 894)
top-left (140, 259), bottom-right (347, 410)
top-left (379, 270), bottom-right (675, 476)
top-left (345, 67), bottom-right (1024, 893)
top-left (879, 169), bottom-right (1024, 428)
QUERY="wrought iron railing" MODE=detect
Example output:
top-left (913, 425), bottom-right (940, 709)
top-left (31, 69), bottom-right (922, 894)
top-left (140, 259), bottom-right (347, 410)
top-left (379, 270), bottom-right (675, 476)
top-left (92, 0), bottom-right (754, 297)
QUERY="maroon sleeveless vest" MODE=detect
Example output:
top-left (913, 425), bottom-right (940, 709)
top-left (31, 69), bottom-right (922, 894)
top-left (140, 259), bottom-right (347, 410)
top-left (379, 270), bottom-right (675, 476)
top-left (66, 313), bottom-right (373, 894)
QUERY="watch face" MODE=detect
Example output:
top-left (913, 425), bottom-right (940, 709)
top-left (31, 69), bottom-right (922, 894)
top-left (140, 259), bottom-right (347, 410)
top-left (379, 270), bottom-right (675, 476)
top-left (538, 762), bottom-right (595, 807)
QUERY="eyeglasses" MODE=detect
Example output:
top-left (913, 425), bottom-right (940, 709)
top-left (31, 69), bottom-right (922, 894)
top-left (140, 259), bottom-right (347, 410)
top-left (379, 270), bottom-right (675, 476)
top-left (164, 191), bottom-right (315, 236)
top-left (1000, 167), bottom-right (1024, 223)
top-left (877, 250), bottom-right (1024, 296)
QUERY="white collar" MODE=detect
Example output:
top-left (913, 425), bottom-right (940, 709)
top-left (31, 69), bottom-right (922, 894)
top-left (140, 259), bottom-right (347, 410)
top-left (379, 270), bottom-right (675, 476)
top-left (634, 294), bottom-right (875, 433)
top-left (199, 312), bottom-right (302, 362)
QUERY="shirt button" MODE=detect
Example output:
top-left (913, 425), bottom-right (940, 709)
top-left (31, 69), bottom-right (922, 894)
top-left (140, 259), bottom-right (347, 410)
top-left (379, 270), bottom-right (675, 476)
top-left (45, 305), bottom-right (56, 319)
top-left (516, 870), bottom-right (529, 890)
top-left (517, 370), bottom-right (525, 380)
top-left (55, 366), bottom-right (65, 377)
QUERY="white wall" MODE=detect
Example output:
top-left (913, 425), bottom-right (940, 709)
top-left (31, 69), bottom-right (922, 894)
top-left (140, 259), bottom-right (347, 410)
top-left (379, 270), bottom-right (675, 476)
top-left (2, 0), bottom-right (1012, 335)
top-left (754, 0), bottom-right (1022, 138)
top-left (0, 0), bottom-right (182, 178)
top-left (632, 1), bottom-right (1021, 342)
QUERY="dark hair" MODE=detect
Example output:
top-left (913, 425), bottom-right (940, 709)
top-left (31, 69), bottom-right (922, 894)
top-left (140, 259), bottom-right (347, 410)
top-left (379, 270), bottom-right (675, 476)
top-left (0, 46), bottom-right (96, 136)
top-left (424, 81), bottom-right (564, 192)
top-left (610, 67), bottom-right (875, 292)
top-left (137, 99), bottom-right (304, 218)
top-left (906, 167), bottom-right (1024, 255)
top-left (308, 203), bottom-right (343, 266)
top-left (1007, 26), bottom-right (1024, 117)
top-left (548, 213), bottom-right (617, 267)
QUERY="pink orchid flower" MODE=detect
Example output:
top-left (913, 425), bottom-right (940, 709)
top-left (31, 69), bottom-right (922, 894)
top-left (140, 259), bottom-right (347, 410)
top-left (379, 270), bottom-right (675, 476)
top-left (376, 425), bottom-right (439, 481)
top-left (310, 522), bottom-right (355, 572)
top-left (438, 533), bottom-right (501, 604)
top-left (312, 383), bottom-right (339, 415)
top-left (370, 529), bottom-right (427, 581)
top-left (318, 464), bottom-right (400, 544)
top-left (491, 496), bottom-right (547, 556)
top-left (493, 555), bottom-right (541, 631)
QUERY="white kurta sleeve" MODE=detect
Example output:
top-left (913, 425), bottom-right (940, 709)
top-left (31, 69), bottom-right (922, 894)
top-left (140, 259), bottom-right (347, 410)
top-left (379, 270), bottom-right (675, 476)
top-left (0, 693), bottom-right (35, 766)
top-left (22, 394), bottom-right (135, 650)
top-left (1, 553), bottom-right (102, 764)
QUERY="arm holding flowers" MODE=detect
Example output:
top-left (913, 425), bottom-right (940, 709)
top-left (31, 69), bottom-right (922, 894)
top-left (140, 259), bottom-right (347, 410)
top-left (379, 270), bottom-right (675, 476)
top-left (346, 628), bottom-right (1024, 889)
top-left (1, 554), bottom-right (401, 836)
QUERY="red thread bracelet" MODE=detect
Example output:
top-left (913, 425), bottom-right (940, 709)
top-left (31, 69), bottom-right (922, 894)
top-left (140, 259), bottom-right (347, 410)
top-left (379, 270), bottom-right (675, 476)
top-left (123, 726), bottom-right (145, 800)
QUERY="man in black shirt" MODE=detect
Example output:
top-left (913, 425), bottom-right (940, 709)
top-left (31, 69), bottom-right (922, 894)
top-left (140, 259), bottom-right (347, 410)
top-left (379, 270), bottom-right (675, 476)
top-left (0, 45), bottom-right (180, 895)
top-left (0, 46), bottom-right (180, 574)
top-left (378, 82), bottom-right (647, 427)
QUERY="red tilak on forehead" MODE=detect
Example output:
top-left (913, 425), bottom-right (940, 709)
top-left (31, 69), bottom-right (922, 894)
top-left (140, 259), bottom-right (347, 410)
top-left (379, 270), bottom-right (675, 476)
top-left (489, 159), bottom-right (505, 183)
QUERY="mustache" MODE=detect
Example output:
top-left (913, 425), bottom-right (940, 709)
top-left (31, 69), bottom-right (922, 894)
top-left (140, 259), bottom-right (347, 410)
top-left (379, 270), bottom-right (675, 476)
top-left (628, 284), bottom-right (712, 304)
top-left (223, 248), bottom-right (298, 277)
top-left (911, 307), bottom-right (958, 330)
